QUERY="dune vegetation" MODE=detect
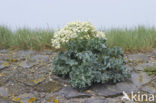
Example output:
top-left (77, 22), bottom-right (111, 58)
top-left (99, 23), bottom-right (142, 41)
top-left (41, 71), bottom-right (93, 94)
top-left (105, 26), bottom-right (156, 52)
top-left (0, 26), bottom-right (54, 51)
top-left (0, 25), bottom-right (156, 52)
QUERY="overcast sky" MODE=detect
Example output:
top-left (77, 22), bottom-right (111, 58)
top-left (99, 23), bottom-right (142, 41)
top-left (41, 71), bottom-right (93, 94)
top-left (0, 0), bottom-right (156, 29)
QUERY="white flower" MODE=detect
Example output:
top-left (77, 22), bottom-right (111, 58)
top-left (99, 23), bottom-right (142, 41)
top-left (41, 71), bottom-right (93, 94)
top-left (51, 21), bottom-right (107, 49)
top-left (96, 31), bottom-right (107, 39)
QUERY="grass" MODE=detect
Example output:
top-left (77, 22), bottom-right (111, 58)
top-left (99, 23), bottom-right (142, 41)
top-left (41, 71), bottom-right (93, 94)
top-left (0, 25), bottom-right (156, 52)
top-left (105, 26), bottom-right (156, 52)
top-left (144, 66), bottom-right (156, 75)
top-left (0, 26), bottom-right (54, 51)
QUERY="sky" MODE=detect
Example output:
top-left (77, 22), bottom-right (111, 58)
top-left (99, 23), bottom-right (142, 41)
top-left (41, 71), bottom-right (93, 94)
top-left (0, 0), bottom-right (156, 30)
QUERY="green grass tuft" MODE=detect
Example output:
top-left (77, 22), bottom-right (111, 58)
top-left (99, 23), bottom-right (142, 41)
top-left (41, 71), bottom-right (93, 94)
top-left (0, 26), bottom-right (13, 48)
top-left (144, 66), bottom-right (156, 75)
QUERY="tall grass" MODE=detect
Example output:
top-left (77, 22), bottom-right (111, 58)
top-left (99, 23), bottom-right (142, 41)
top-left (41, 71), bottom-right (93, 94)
top-left (106, 26), bottom-right (156, 52)
top-left (0, 26), bottom-right (13, 48)
top-left (0, 26), bottom-right (54, 51)
top-left (0, 25), bottom-right (156, 52)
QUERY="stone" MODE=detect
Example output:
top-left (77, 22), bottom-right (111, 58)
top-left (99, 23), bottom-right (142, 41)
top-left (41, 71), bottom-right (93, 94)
top-left (13, 71), bottom-right (37, 86)
top-left (84, 97), bottom-right (108, 103)
top-left (141, 85), bottom-right (156, 94)
top-left (0, 67), bottom-right (15, 86)
top-left (0, 87), bottom-right (9, 97)
top-left (17, 50), bottom-right (35, 57)
top-left (0, 55), bottom-right (25, 62)
top-left (135, 64), bottom-right (146, 71)
top-left (39, 50), bottom-right (54, 55)
top-left (127, 54), bottom-right (150, 63)
top-left (140, 80), bottom-right (156, 94)
top-left (154, 82), bottom-right (156, 87)
top-left (135, 62), bottom-right (156, 71)
top-left (12, 66), bottom-right (50, 86)
top-left (106, 96), bottom-right (125, 103)
top-left (0, 76), bottom-right (9, 86)
top-left (15, 93), bottom-right (38, 103)
top-left (38, 67), bottom-right (49, 74)
top-left (126, 65), bottom-right (134, 72)
top-left (0, 64), bottom-right (6, 70)
top-left (131, 72), bottom-right (152, 87)
top-left (21, 60), bottom-right (36, 69)
top-left (0, 99), bottom-right (9, 103)
top-left (51, 75), bottom-right (70, 85)
top-left (0, 49), bottom-right (9, 53)
top-left (7, 81), bottom-right (32, 95)
top-left (45, 94), bottom-right (67, 103)
top-left (60, 86), bottom-right (92, 99)
top-left (31, 55), bottom-right (49, 63)
top-left (0, 61), bottom-right (8, 70)
top-left (34, 81), bottom-right (62, 93)
top-left (45, 94), bottom-right (66, 103)
top-left (92, 82), bottom-right (138, 97)
top-left (46, 102), bottom-right (54, 103)
top-left (68, 101), bottom-right (81, 103)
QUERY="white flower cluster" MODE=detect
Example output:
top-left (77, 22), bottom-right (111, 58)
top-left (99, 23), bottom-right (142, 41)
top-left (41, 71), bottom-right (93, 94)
top-left (51, 21), bottom-right (106, 48)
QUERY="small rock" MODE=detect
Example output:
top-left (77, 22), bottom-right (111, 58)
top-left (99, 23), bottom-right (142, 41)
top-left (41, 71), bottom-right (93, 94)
top-left (21, 61), bottom-right (36, 69)
top-left (60, 86), bottom-right (92, 99)
top-left (51, 75), bottom-right (70, 85)
top-left (7, 81), bottom-right (32, 95)
top-left (0, 65), bottom-right (6, 70)
top-left (0, 49), bottom-right (9, 53)
top-left (68, 100), bottom-right (81, 103)
top-left (39, 50), bottom-right (54, 55)
top-left (92, 82), bottom-right (138, 97)
top-left (84, 97), bottom-right (108, 103)
top-left (154, 82), bottom-right (156, 87)
top-left (45, 94), bottom-right (66, 103)
top-left (31, 55), bottom-right (49, 62)
top-left (0, 61), bottom-right (8, 70)
top-left (131, 72), bottom-right (152, 87)
top-left (0, 99), bottom-right (9, 103)
top-left (0, 87), bottom-right (10, 97)
top-left (34, 81), bottom-right (62, 93)
top-left (0, 76), bottom-right (9, 86)
top-left (141, 85), bottom-right (156, 94)
top-left (126, 65), bottom-right (134, 72)
top-left (12, 68), bottom-right (48, 86)
top-left (16, 93), bottom-right (38, 103)
top-left (135, 62), bottom-right (156, 71)
top-left (38, 67), bottom-right (49, 74)
top-left (0, 55), bottom-right (25, 62)
top-left (140, 80), bottom-right (156, 94)
top-left (106, 96), bottom-right (124, 103)
top-left (17, 50), bottom-right (35, 57)
top-left (127, 54), bottom-right (150, 63)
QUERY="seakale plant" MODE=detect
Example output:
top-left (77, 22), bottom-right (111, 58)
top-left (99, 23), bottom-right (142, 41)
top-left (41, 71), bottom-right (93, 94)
top-left (52, 21), bottom-right (131, 89)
